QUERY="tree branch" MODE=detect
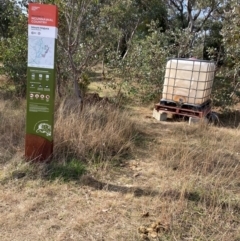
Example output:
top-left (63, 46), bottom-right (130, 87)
top-left (122, 18), bottom-right (140, 60)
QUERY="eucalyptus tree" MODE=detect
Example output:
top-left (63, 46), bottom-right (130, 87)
top-left (97, 0), bottom-right (169, 102)
top-left (57, 0), bottom-right (105, 101)
top-left (163, 0), bottom-right (225, 58)
top-left (165, 0), bottom-right (223, 32)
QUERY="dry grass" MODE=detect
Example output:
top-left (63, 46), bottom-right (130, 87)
top-left (53, 97), bottom-right (137, 163)
top-left (0, 96), bottom-right (240, 241)
top-left (151, 123), bottom-right (240, 240)
top-left (0, 98), bottom-right (25, 163)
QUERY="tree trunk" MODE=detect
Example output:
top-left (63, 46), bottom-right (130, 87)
top-left (73, 71), bottom-right (83, 112)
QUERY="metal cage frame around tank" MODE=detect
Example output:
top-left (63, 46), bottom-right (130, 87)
top-left (154, 58), bottom-right (216, 120)
top-left (161, 58), bottom-right (216, 107)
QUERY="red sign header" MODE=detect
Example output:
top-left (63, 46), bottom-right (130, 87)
top-left (28, 3), bottom-right (58, 27)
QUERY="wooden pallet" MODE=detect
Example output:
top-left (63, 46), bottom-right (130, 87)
top-left (154, 100), bottom-right (212, 118)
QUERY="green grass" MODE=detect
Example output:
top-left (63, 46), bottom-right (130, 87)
top-left (46, 159), bottom-right (86, 181)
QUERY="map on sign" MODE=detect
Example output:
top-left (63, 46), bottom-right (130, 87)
top-left (28, 37), bottom-right (55, 69)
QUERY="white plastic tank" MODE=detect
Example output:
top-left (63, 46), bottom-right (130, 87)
top-left (162, 59), bottom-right (215, 105)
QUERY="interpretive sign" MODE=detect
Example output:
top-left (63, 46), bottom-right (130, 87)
top-left (25, 3), bottom-right (58, 161)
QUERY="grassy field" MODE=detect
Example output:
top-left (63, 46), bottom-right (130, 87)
top-left (0, 82), bottom-right (240, 241)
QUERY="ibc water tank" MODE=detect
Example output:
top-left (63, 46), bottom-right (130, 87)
top-left (162, 59), bottom-right (215, 105)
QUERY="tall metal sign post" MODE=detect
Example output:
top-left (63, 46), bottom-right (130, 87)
top-left (25, 3), bottom-right (58, 161)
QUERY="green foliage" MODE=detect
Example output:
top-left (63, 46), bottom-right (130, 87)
top-left (203, 21), bottom-right (223, 60)
top-left (46, 159), bottom-right (86, 181)
top-left (0, 6), bottom-right (27, 97)
top-left (106, 23), bottom-right (195, 102)
top-left (79, 73), bottom-right (91, 95)
top-left (211, 76), bottom-right (235, 107)
top-left (221, 4), bottom-right (240, 76)
top-left (1, 35), bottom-right (28, 96)
top-left (209, 2), bottom-right (240, 107)
top-left (125, 25), bottom-right (171, 101)
top-left (0, 0), bottom-right (22, 38)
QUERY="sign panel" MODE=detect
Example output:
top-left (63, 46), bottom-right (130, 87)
top-left (28, 4), bottom-right (58, 26)
top-left (26, 68), bottom-right (55, 141)
top-left (25, 3), bottom-right (58, 161)
top-left (27, 36), bottom-right (56, 68)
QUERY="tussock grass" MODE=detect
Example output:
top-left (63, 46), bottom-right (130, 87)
top-left (0, 98), bottom-right (25, 163)
top-left (53, 98), bottom-right (137, 163)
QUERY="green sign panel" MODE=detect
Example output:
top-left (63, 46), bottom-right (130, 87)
top-left (26, 68), bottom-right (55, 141)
